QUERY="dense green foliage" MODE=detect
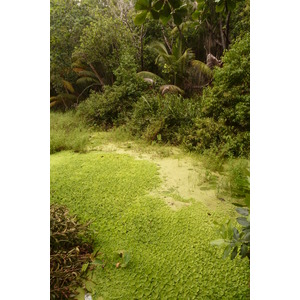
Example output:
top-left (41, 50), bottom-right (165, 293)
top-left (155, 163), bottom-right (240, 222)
top-left (185, 34), bottom-right (250, 157)
top-left (129, 93), bottom-right (201, 144)
top-left (50, 0), bottom-right (250, 158)
top-left (50, 204), bottom-right (95, 299)
top-left (50, 0), bottom-right (250, 296)
top-left (51, 151), bottom-right (250, 299)
top-left (76, 52), bottom-right (148, 128)
top-left (50, 111), bottom-right (90, 153)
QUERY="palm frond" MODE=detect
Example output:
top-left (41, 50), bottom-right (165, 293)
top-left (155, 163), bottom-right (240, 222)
top-left (176, 48), bottom-right (195, 73)
top-left (50, 101), bottom-right (58, 108)
top-left (62, 80), bottom-right (75, 94)
top-left (50, 94), bottom-right (77, 102)
top-left (77, 70), bottom-right (98, 79)
top-left (150, 41), bottom-right (169, 56)
top-left (71, 58), bottom-right (87, 70)
top-left (159, 84), bottom-right (184, 95)
top-left (50, 94), bottom-right (77, 108)
top-left (73, 67), bottom-right (86, 73)
top-left (190, 60), bottom-right (213, 79)
top-left (76, 77), bottom-right (98, 86)
top-left (150, 41), bottom-right (175, 66)
top-left (136, 71), bottom-right (163, 82)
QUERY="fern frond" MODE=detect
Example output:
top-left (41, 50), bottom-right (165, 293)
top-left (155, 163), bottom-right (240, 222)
top-left (159, 84), bottom-right (184, 95)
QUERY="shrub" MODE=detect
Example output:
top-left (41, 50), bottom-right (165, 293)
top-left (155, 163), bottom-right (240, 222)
top-left (50, 111), bottom-right (90, 154)
top-left (211, 207), bottom-right (250, 260)
top-left (50, 204), bottom-right (95, 299)
top-left (76, 52), bottom-right (148, 128)
top-left (129, 93), bottom-right (202, 144)
top-left (192, 33), bottom-right (250, 157)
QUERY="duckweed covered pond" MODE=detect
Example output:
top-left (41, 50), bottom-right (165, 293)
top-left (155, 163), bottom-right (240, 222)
top-left (50, 151), bottom-right (250, 299)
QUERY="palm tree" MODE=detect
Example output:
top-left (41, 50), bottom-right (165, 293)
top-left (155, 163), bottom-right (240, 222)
top-left (138, 39), bottom-right (213, 94)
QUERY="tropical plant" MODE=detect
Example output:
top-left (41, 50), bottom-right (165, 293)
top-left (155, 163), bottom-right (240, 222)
top-left (137, 39), bottom-right (212, 94)
top-left (73, 14), bottom-right (135, 85)
top-left (188, 33), bottom-right (250, 157)
top-left (134, 0), bottom-right (188, 27)
top-left (211, 207), bottom-right (250, 260)
top-left (129, 93), bottom-right (202, 143)
top-left (50, 0), bottom-right (92, 94)
top-left (50, 79), bottom-right (77, 110)
top-left (211, 167), bottom-right (250, 260)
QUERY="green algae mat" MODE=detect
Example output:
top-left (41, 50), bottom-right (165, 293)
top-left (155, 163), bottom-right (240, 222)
top-left (50, 151), bottom-right (250, 299)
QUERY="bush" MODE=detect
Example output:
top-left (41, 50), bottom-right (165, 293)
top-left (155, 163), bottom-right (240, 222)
top-left (50, 204), bottom-right (95, 299)
top-left (191, 33), bottom-right (250, 157)
top-left (129, 93), bottom-right (202, 144)
top-left (76, 52), bottom-right (148, 128)
top-left (50, 111), bottom-right (90, 154)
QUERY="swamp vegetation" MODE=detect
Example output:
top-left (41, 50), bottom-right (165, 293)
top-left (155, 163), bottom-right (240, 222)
top-left (50, 0), bottom-right (250, 298)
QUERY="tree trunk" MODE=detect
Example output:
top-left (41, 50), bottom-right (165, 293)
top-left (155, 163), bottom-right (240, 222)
top-left (88, 63), bottom-right (105, 87)
top-left (219, 19), bottom-right (226, 51)
top-left (140, 25), bottom-right (144, 70)
top-left (225, 12), bottom-right (231, 49)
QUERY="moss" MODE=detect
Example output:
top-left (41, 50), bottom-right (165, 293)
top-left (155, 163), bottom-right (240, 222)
top-left (51, 151), bottom-right (249, 299)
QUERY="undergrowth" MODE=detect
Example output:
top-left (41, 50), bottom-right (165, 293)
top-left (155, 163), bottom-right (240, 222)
top-left (50, 111), bottom-right (90, 154)
top-left (50, 204), bottom-right (95, 299)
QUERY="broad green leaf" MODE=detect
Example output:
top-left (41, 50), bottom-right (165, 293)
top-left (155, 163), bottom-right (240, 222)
top-left (231, 246), bottom-right (238, 260)
top-left (244, 232), bottom-right (250, 242)
top-left (159, 14), bottom-right (172, 25)
top-left (240, 244), bottom-right (249, 258)
top-left (173, 13), bottom-right (182, 26)
top-left (237, 217), bottom-right (250, 227)
top-left (223, 244), bottom-right (232, 259)
top-left (168, 0), bottom-right (181, 9)
top-left (192, 10), bottom-right (201, 20)
top-left (150, 9), bottom-right (160, 20)
top-left (160, 2), bottom-right (171, 17)
top-left (153, 0), bottom-right (164, 10)
top-left (215, 3), bottom-right (224, 13)
top-left (227, 0), bottom-right (236, 11)
top-left (236, 207), bottom-right (249, 216)
top-left (174, 5), bottom-right (188, 17)
top-left (233, 228), bottom-right (239, 240)
top-left (134, 11), bottom-right (149, 25)
top-left (232, 202), bottom-right (245, 207)
top-left (135, 0), bottom-right (151, 10)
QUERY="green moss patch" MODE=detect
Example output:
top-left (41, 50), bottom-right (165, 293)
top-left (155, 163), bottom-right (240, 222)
top-left (51, 151), bottom-right (249, 299)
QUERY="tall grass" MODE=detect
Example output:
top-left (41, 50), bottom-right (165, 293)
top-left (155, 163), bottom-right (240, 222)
top-left (50, 111), bottom-right (90, 154)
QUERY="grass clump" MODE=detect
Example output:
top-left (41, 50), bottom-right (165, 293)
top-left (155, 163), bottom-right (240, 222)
top-left (50, 111), bottom-right (90, 154)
